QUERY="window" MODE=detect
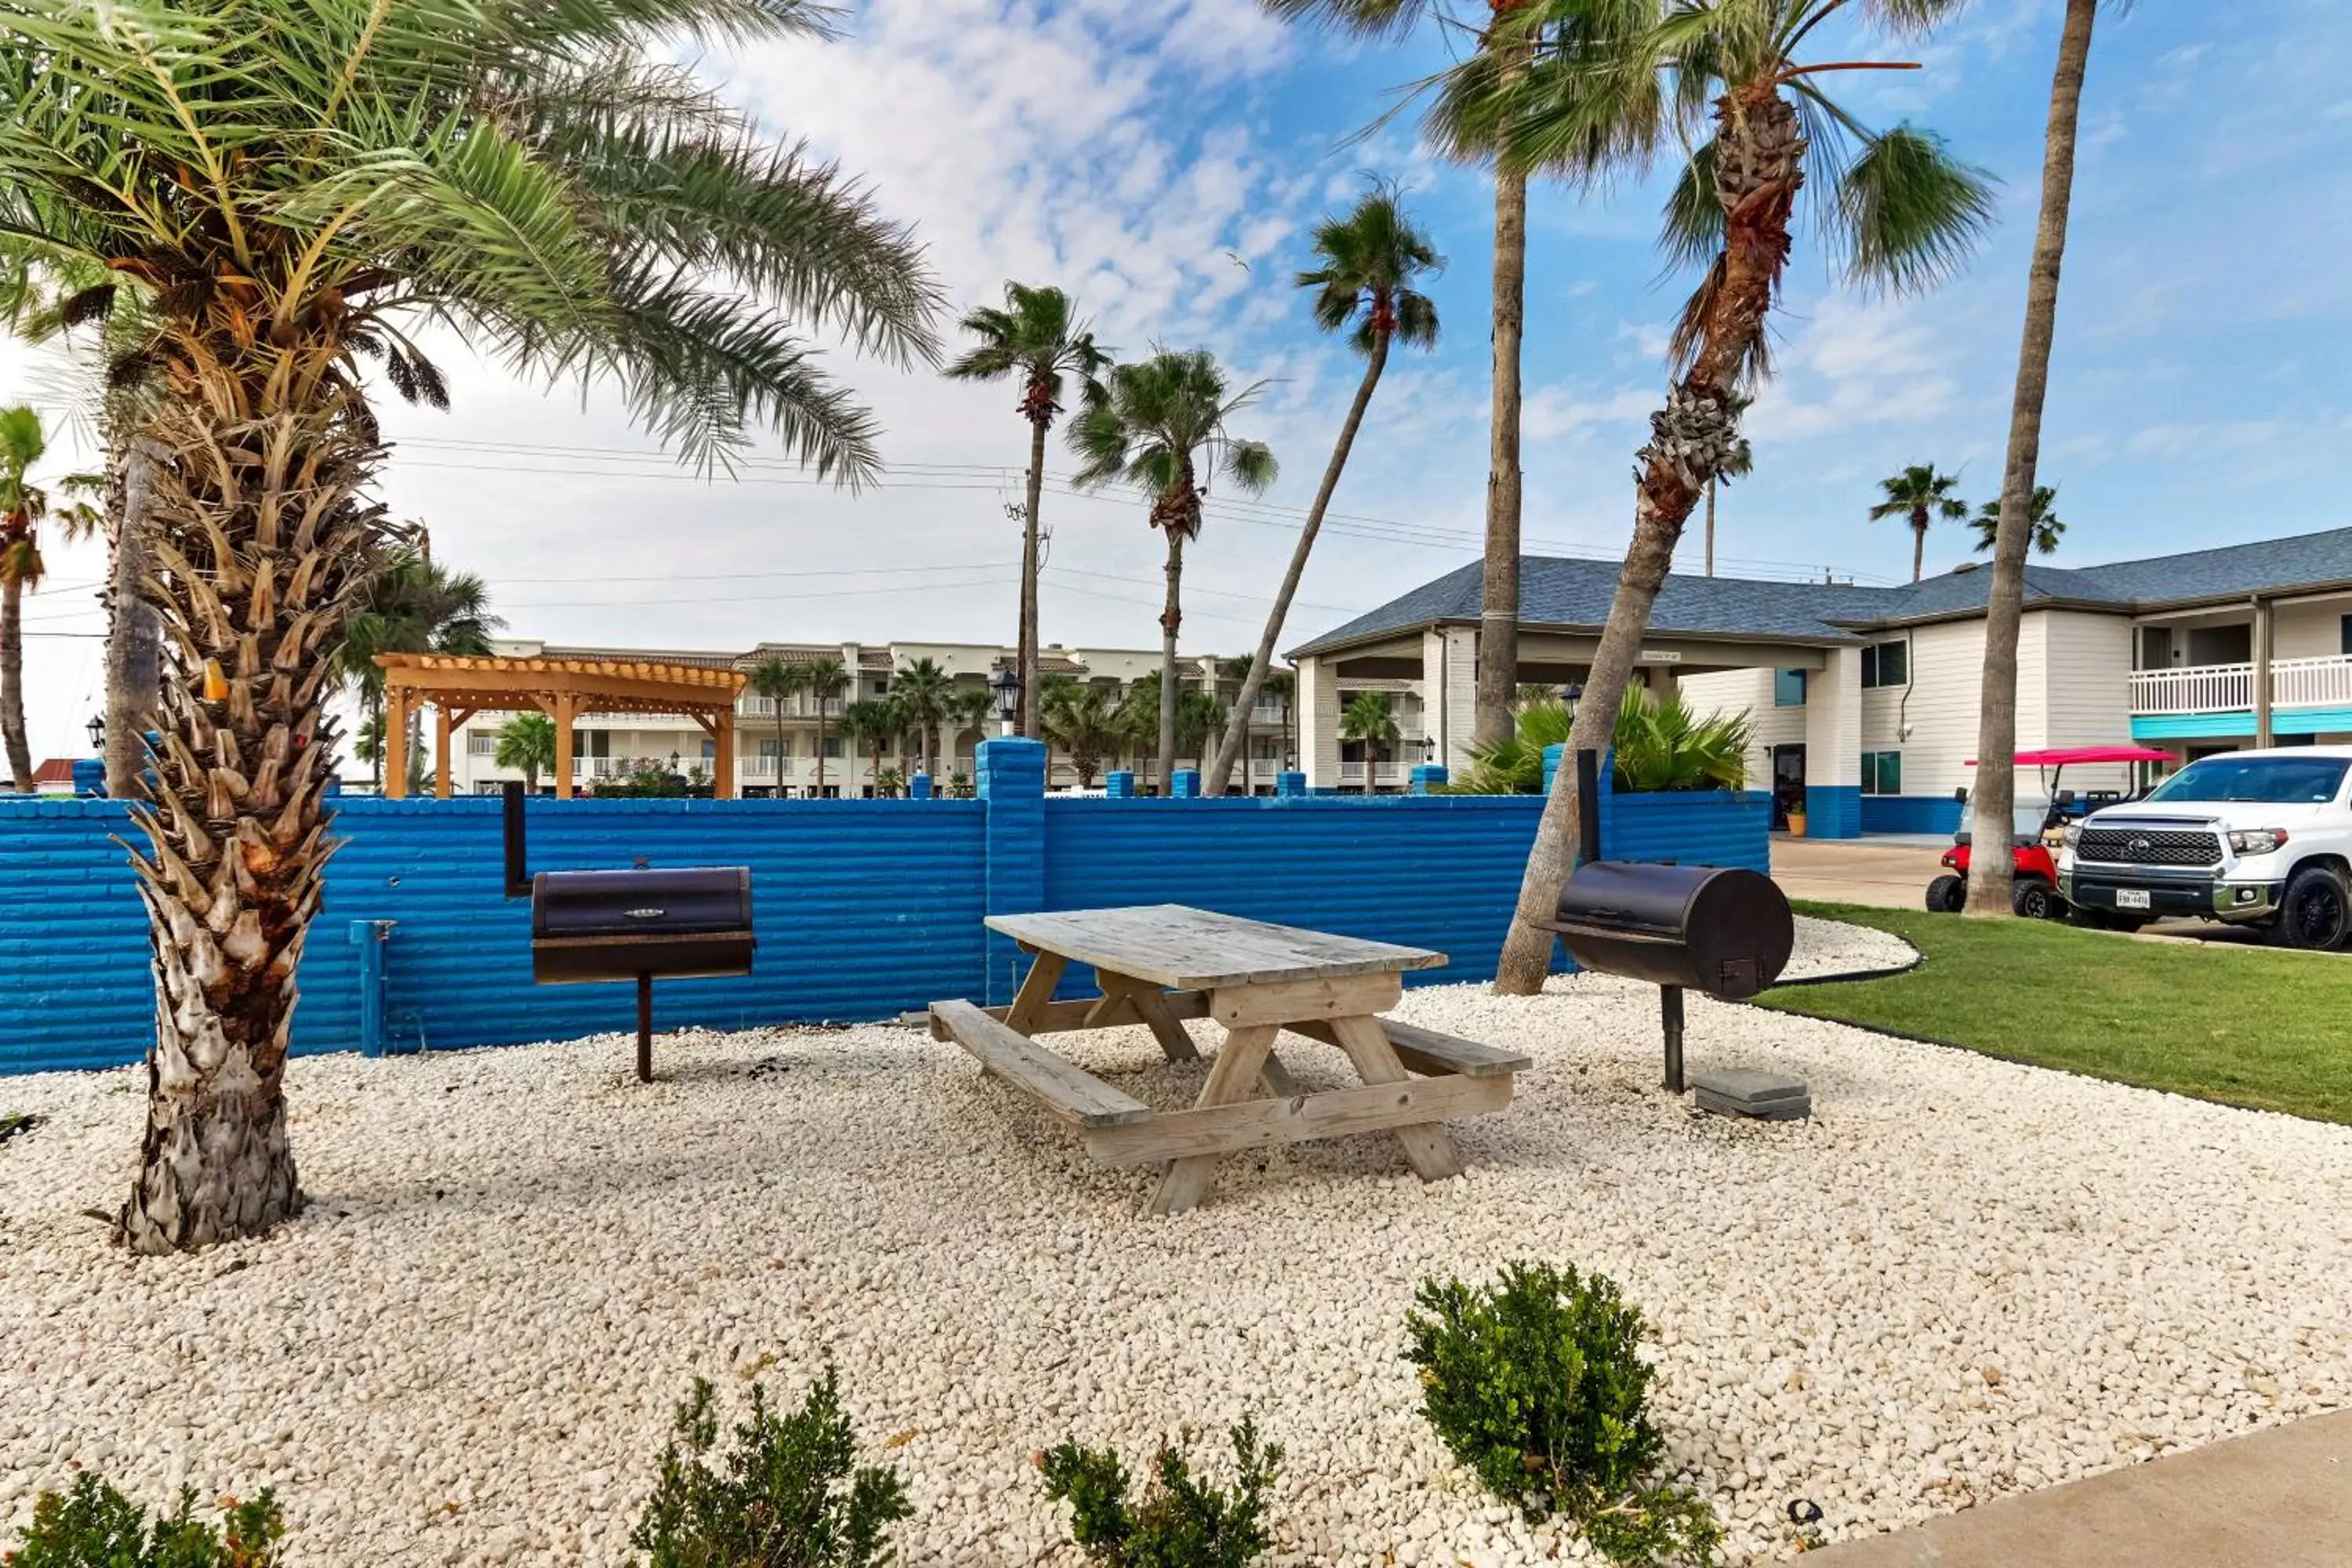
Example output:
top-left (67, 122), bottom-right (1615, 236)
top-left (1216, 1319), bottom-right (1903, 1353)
top-left (2339, 615), bottom-right (2352, 657)
top-left (1773, 669), bottom-right (1807, 707)
top-left (467, 734), bottom-right (495, 757)
top-left (871, 678), bottom-right (889, 695)
top-left (1861, 752), bottom-right (1902, 795)
top-left (1860, 640), bottom-right (1908, 689)
top-left (759, 737), bottom-right (786, 759)
top-left (822, 736), bottom-right (844, 759)
top-left (2146, 755), bottom-right (2350, 805)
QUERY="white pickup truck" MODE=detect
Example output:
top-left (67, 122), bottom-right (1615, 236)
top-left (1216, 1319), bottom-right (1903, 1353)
top-left (2057, 746), bottom-right (2352, 949)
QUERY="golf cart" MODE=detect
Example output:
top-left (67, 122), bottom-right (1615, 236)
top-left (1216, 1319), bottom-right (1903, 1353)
top-left (1926, 746), bottom-right (2175, 919)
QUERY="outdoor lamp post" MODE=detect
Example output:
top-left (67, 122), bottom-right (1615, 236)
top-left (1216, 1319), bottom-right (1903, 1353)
top-left (667, 750), bottom-right (681, 774)
top-left (991, 667), bottom-right (1021, 738)
top-left (86, 714), bottom-right (105, 753)
top-left (1563, 682), bottom-right (1584, 720)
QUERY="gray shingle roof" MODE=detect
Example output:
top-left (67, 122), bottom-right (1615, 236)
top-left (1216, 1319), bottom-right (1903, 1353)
top-left (1291, 527), bottom-right (2352, 658)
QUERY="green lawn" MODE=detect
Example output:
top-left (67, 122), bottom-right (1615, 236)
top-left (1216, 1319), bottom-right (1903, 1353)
top-left (1761, 902), bottom-right (2352, 1127)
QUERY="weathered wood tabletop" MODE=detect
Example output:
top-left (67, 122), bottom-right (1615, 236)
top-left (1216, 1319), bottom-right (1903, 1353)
top-left (931, 905), bottom-right (1529, 1214)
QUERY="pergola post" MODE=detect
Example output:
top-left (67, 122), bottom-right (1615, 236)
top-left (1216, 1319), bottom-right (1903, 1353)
top-left (434, 703), bottom-right (454, 800)
top-left (384, 678), bottom-right (411, 800)
top-left (714, 711), bottom-right (736, 800)
top-left (552, 691), bottom-right (577, 800)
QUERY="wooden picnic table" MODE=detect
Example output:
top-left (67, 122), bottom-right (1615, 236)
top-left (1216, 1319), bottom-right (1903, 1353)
top-left (928, 905), bottom-right (1530, 1214)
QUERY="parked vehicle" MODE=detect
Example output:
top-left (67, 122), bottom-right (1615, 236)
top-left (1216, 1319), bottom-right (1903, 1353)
top-left (2058, 747), bottom-right (2352, 949)
top-left (1926, 747), bottom-right (2174, 919)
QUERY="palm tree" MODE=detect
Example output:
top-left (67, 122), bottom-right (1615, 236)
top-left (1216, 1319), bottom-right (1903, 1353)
top-left (1174, 687), bottom-right (1228, 770)
top-left (746, 657), bottom-right (805, 794)
top-left (1446, 0), bottom-right (1995, 993)
top-left (1043, 682), bottom-right (1124, 787)
top-left (1972, 486), bottom-right (2063, 557)
top-left (493, 712), bottom-right (557, 792)
top-left (331, 547), bottom-right (503, 792)
top-left (1070, 350), bottom-right (1277, 788)
top-left (1266, 667), bottom-right (1299, 775)
top-left (0, 0), bottom-right (941, 1252)
top-left (1971, 0), bottom-right (2106, 920)
top-left (839, 699), bottom-right (897, 797)
top-left (804, 655), bottom-right (848, 797)
top-left (891, 657), bottom-right (953, 779)
top-left (1206, 183), bottom-right (1440, 795)
top-left (1341, 690), bottom-right (1402, 791)
top-left (1869, 465), bottom-right (1969, 583)
top-left (1266, 0), bottom-right (1535, 750)
top-left (0, 405), bottom-right (53, 792)
top-left (943, 284), bottom-right (1112, 739)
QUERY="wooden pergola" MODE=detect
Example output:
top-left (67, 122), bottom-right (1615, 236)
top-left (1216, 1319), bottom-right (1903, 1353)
top-left (374, 652), bottom-right (747, 800)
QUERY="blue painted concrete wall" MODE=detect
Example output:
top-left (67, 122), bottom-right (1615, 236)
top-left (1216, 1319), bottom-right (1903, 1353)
top-left (1, 760), bottom-right (1770, 1076)
top-left (1860, 795), bottom-right (1964, 836)
top-left (1803, 784), bottom-right (1862, 840)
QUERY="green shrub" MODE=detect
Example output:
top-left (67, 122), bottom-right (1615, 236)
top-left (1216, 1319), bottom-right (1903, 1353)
top-left (1403, 1261), bottom-right (1720, 1566)
top-left (7, 1474), bottom-right (285, 1566)
top-left (1443, 693), bottom-right (1753, 796)
top-left (633, 1369), bottom-right (913, 1568)
top-left (1039, 1417), bottom-right (1282, 1568)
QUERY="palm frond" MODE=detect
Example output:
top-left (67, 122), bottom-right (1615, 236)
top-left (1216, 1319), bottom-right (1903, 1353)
top-left (1834, 124), bottom-right (1998, 296)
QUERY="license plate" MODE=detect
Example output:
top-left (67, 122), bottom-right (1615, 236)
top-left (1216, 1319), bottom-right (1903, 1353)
top-left (2116, 888), bottom-right (2151, 910)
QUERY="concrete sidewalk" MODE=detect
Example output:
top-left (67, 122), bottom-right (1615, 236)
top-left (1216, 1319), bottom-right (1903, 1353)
top-left (1772, 837), bottom-right (1944, 910)
top-left (1806, 1408), bottom-right (2352, 1567)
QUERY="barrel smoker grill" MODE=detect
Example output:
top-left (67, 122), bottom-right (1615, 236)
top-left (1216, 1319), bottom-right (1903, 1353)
top-left (504, 782), bottom-right (755, 1082)
top-left (1533, 751), bottom-right (1795, 1092)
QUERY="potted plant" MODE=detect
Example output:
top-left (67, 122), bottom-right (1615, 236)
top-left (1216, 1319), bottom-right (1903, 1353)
top-left (1786, 804), bottom-right (1808, 837)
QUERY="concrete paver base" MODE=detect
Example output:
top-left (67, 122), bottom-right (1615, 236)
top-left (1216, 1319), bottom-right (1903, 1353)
top-left (1806, 1408), bottom-right (2352, 1567)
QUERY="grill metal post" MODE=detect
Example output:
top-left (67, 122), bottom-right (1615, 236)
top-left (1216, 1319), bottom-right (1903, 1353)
top-left (1661, 984), bottom-right (1686, 1092)
top-left (1575, 748), bottom-right (1602, 865)
top-left (636, 974), bottom-right (654, 1083)
top-left (502, 780), bottom-right (529, 899)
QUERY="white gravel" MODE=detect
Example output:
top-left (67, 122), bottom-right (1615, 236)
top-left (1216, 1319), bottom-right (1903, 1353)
top-left (2, 918), bottom-right (2346, 1567)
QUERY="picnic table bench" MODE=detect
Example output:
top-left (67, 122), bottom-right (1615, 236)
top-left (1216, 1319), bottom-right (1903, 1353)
top-left (928, 905), bottom-right (1530, 1214)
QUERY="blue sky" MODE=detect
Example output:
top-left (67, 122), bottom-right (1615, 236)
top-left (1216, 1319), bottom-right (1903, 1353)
top-left (8, 0), bottom-right (2351, 758)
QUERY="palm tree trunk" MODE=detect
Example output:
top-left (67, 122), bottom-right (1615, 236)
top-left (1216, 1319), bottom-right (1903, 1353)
top-left (120, 376), bottom-right (381, 1252)
top-left (104, 435), bottom-right (169, 800)
top-left (1912, 517), bottom-right (1926, 583)
top-left (1474, 163), bottom-right (1529, 748)
top-left (815, 702), bottom-right (828, 796)
top-left (774, 710), bottom-right (785, 797)
top-left (1704, 478), bottom-right (1717, 578)
top-left (1494, 86), bottom-right (1801, 995)
top-left (1207, 334), bottom-right (1392, 796)
top-left (1158, 529), bottom-right (1183, 791)
top-left (1021, 414), bottom-right (1047, 740)
top-left (367, 692), bottom-right (384, 790)
top-left (1970, 0), bottom-right (2099, 920)
top-left (0, 574), bottom-right (29, 792)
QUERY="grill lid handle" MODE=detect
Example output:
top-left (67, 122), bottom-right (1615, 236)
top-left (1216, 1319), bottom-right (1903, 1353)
top-left (625, 907), bottom-right (667, 920)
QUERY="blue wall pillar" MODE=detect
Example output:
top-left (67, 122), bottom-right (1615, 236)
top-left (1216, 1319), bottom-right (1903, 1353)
top-left (910, 772), bottom-right (934, 800)
top-left (349, 919), bottom-right (396, 1058)
top-left (1171, 769), bottom-right (1201, 799)
top-left (1105, 771), bottom-right (1135, 798)
top-left (1541, 744), bottom-right (1565, 794)
top-left (1410, 764), bottom-right (1447, 794)
top-left (977, 739), bottom-right (1047, 1006)
top-left (1276, 771), bottom-right (1306, 797)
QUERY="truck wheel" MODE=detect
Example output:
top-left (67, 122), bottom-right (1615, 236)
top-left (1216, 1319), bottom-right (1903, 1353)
top-left (2011, 879), bottom-right (2060, 920)
top-left (1926, 875), bottom-right (1965, 913)
top-left (2269, 866), bottom-right (2350, 950)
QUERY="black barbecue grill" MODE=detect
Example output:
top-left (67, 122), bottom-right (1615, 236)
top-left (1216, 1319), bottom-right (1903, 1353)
top-left (504, 783), bottom-right (755, 1081)
top-left (1531, 750), bottom-right (1795, 1091)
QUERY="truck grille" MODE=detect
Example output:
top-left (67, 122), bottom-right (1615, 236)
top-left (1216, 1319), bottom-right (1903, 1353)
top-left (2076, 826), bottom-right (2223, 867)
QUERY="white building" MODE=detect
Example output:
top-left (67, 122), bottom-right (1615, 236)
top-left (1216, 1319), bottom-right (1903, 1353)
top-left (1285, 527), bottom-right (2352, 835)
top-left (438, 639), bottom-right (1300, 797)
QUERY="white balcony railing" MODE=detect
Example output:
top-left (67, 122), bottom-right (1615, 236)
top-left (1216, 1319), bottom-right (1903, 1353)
top-left (570, 757), bottom-right (622, 780)
top-left (2129, 655), bottom-right (2352, 717)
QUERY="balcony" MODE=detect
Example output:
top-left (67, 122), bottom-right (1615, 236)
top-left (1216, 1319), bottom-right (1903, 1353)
top-left (569, 757), bottom-right (623, 781)
top-left (2129, 656), bottom-right (2352, 717)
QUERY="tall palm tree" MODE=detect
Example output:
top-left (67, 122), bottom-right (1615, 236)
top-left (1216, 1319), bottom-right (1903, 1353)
top-left (1205, 182), bottom-right (1440, 795)
top-left (1971, 485), bottom-right (2063, 557)
top-left (1042, 681), bottom-right (1123, 787)
top-left (1341, 689), bottom-right (1400, 790)
top-left (1069, 350), bottom-right (1277, 787)
top-left (1265, 666), bottom-right (1299, 773)
top-left (0, 0), bottom-right (941, 1252)
top-left (891, 656), bottom-right (953, 778)
top-left (0, 407), bottom-right (101, 791)
top-left (1266, 0), bottom-right (1534, 750)
top-left (943, 684), bottom-right (995, 779)
top-left (803, 655), bottom-right (848, 797)
top-left (745, 656), bottom-right (804, 794)
top-left (331, 547), bottom-right (503, 791)
top-left (838, 698), bottom-right (897, 797)
top-left (1445, 0), bottom-right (1995, 993)
top-left (943, 284), bottom-right (1111, 739)
top-left (493, 712), bottom-right (557, 792)
top-left (1972, 6), bottom-right (2105, 920)
top-left (1869, 464), bottom-right (1969, 583)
